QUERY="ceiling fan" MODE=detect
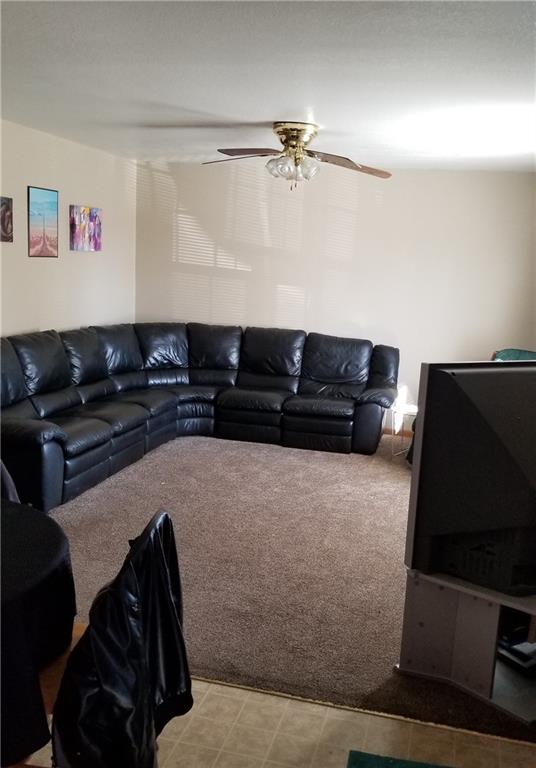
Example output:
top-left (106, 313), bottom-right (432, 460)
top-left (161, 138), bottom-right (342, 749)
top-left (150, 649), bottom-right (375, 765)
top-left (203, 121), bottom-right (391, 187)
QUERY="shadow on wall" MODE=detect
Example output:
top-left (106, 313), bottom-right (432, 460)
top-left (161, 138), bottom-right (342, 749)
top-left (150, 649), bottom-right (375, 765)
top-left (135, 158), bottom-right (395, 342)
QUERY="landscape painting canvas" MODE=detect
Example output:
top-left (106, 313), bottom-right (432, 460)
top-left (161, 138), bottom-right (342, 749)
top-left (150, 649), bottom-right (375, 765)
top-left (28, 186), bottom-right (58, 257)
top-left (1, 197), bottom-right (13, 242)
top-left (69, 205), bottom-right (102, 252)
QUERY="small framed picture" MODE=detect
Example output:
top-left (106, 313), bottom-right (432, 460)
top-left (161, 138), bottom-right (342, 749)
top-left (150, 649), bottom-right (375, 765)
top-left (1, 197), bottom-right (13, 242)
top-left (69, 205), bottom-right (102, 252)
top-left (28, 186), bottom-right (58, 257)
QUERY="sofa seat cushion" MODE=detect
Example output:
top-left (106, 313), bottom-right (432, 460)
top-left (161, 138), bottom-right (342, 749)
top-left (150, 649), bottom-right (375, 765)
top-left (50, 415), bottom-right (113, 458)
top-left (167, 385), bottom-right (221, 404)
top-left (107, 389), bottom-right (176, 417)
top-left (69, 401), bottom-right (148, 436)
top-left (218, 388), bottom-right (290, 413)
top-left (283, 396), bottom-right (355, 419)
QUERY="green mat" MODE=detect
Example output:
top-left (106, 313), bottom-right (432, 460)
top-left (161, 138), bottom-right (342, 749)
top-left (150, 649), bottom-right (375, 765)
top-left (347, 751), bottom-right (452, 768)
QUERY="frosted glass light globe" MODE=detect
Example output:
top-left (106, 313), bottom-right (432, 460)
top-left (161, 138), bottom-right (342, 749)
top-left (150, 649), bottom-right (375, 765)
top-left (300, 155), bottom-right (320, 180)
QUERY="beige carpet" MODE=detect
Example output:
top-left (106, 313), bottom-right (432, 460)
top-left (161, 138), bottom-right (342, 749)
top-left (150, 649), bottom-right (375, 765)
top-left (51, 436), bottom-right (535, 742)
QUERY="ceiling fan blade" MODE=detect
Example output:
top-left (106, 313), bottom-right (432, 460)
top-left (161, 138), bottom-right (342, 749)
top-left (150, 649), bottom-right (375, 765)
top-left (202, 154), bottom-right (276, 165)
top-left (217, 148), bottom-right (280, 157)
top-left (307, 150), bottom-right (391, 179)
top-left (126, 121), bottom-right (274, 131)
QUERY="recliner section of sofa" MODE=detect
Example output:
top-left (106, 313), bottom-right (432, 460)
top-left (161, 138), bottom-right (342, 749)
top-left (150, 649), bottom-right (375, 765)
top-left (1, 322), bottom-right (399, 512)
top-left (178, 322), bottom-right (241, 436)
top-left (282, 332), bottom-right (373, 454)
top-left (89, 324), bottom-right (177, 453)
top-left (216, 327), bottom-right (306, 444)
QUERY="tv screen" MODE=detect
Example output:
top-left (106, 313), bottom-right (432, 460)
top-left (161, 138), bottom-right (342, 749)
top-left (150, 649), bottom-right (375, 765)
top-left (405, 361), bottom-right (536, 595)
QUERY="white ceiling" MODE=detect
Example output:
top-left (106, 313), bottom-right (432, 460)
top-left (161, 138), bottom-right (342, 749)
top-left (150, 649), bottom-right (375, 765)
top-left (2, 1), bottom-right (535, 170)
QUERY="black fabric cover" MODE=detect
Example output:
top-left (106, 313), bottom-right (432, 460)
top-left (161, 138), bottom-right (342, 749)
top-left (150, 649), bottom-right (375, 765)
top-left (299, 333), bottom-right (372, 398)
top-left (367, 345), bottom-right (400, 389)
top-left (61, 329), bottom-right (108, 386)
top-left (2, 502), bottom-right (76, 766)
top-left (9, 330), bottom-right (72, 395)
top-left (92, 324), bottom-right (143, 375)
top-left (52, 511), bottom-right (193, 768)
top-left (135, 323), bottom-right (189, 370)
top-left (283, 395), bottom-right (355, 419)
top-left (218, 388), bottom-right (290, 413)
top-left (1, 338), bottom-right (27, 407)
top-left (237, 327), bottom-right (306, 392)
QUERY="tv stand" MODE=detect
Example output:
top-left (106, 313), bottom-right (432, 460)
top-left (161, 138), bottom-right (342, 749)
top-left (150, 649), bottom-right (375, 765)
top-left (398, 569), bottom-right (536, 724)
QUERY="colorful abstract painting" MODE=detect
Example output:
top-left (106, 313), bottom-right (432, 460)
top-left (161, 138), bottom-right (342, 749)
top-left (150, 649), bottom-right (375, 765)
top-left (28, 187), bottom-right (58, 257)
top-left (69, 205), bottom-right (102, 252)
top-left (1, 197), bottom-right (13, 242)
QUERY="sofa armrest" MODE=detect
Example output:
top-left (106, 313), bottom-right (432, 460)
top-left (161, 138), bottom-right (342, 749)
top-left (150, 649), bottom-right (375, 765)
top-left (1, 418), bottom-right (67, 448)
top-left (357, 388), bottom-right (398, 409)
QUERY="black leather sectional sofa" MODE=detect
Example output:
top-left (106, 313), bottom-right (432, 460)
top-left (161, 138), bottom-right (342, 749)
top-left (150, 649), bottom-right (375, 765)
top-left (1, 323), bottom-right (399, 512)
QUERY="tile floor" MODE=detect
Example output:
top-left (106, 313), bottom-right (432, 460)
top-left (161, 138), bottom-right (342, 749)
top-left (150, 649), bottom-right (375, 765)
top-left (28, 678), bottom-right (536, 768)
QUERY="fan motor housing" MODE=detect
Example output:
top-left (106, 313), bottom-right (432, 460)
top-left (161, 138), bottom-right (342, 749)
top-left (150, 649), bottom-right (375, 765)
top-left (273, 121), bottom-right (318, 149)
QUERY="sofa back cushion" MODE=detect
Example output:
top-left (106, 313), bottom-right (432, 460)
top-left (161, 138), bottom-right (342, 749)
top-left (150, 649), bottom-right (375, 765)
top-left (61, 328), bottom-right (108, 385)
top-left (9, 330), bottom-right (72, 395)
top-left (237, 327), bottom-right (306, 393)
top-left (188, 323), bottom-right (242, 386)
top-left (1, 338), bottom-right (28, 407)
top-left (92, 324), bottom-right (143, 375)
top-left (299, 333), bottom-right (372, 398)
top-left (91, 324), bottom-right (146, 392)
top-left (31, 386), bottom-right (82, 418)
top-left (367, 345), bottom-right (400, 389)
top-left (135, 323), bottom-right (189, 386)
top-left (1, 398), bottom-right (39, 420)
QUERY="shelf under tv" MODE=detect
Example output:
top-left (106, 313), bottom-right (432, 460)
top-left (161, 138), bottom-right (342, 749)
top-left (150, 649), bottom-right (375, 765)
top-left (398, 569), bottom-right (536, 724)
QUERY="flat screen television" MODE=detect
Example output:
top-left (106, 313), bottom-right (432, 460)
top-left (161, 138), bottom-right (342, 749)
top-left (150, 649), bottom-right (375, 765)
top-left (405, 361), bottom-right (536, 595)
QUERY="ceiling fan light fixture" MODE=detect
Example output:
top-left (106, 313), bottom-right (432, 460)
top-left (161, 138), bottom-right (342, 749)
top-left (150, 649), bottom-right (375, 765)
top-left (300, 155), bottom-right (320, 180)
top-left (264, 152), bottom-right (320, 185)
top-left (209, 120), bottom-right (391, 184)
top-left (265, 156), bottom-right (281, 178)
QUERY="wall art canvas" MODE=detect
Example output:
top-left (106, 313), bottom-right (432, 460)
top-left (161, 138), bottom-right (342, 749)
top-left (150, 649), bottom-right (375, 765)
top-left (69, 205), bottom-right (102, 252)
top-left (28, 186), bottom-right (58, 257)
top-left (1, 197), bottom-right (13, 242)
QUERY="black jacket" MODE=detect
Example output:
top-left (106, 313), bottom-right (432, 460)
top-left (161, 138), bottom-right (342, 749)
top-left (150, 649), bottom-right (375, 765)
top-left (52, 511), bottom-right (193, 767)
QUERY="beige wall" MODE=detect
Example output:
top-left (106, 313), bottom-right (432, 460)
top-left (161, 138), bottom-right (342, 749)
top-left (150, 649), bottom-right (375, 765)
top-left (0, 120), bottom-right (136, 336)
top-left (136, 161), bottom-right (535, 401)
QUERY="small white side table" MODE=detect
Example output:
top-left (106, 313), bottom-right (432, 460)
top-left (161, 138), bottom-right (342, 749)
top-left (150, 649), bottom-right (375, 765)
top-left (390, 403), bottom-right (418, 456)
